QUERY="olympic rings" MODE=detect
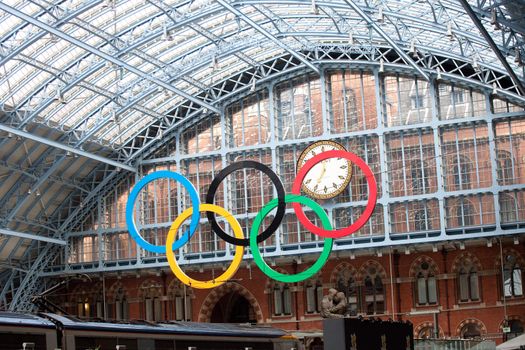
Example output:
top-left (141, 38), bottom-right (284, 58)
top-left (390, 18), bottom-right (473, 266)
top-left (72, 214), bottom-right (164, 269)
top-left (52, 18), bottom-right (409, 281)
top-left (206, 160), bottom-right (286, 246)
top-left (126, 170), bottom-right (200, 253)
top-left (250, 194), bottom-right (333, 283)
top-left (166, 204), bottom-right (244, 289)
top-left (291, 150), bottom-right (377, 238)
top-left (125, 146), bottom-right (378, 289)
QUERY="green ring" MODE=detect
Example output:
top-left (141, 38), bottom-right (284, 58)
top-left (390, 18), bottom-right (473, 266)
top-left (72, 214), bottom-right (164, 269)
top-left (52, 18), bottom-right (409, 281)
top-left (250, 194), bottom-right (333, 283)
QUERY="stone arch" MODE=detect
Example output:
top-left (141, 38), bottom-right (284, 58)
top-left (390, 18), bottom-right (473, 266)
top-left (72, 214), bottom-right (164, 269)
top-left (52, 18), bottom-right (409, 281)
top-left (198, 282), bottom-right (264, 323)
top-left (414, 321), bottom-right (444, 339)
top-left (451, 252), bottom-right (483, 273)
top-left (456, 318), bottom-right (487, 338)
top-left (499, 315), bottom-right (525, 330)
top-left (137, 279), bottom-right (163, 298)
top-left (330, 262), bottom-right (358, 285)
top-left (358, 260), bottom-right (387, 282)
top-left (495, 248), bottom-right (525, 268)
top-left (409, 255), bottom-right (440, 278)
top-left (107, 281), bottom-right (127, 301)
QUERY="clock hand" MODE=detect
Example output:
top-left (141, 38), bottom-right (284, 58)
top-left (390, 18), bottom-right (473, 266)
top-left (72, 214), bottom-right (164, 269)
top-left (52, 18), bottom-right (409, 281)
top-left (316, 161), bottom-right (327, 183)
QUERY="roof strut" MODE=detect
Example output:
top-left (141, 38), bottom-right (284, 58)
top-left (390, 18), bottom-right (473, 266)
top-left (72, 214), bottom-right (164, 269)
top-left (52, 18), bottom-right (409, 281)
top-left (216, 0), bottom-right (321, 75)
top-left (458, 0), bottom-right (525, 96)
top-left (343, 0), bottom-right (430, 81)
top-left (0, 2), bottom-right (221, 114)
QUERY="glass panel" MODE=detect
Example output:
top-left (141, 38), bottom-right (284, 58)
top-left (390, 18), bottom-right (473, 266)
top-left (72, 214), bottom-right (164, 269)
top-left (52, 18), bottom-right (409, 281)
top-left (273, 289), bottom-right (283, 315)
top-left (283, 287), bottom-right (292, 315)
top-left (513, 268), bottom-right (523, 296)
top-left (417, 277), bottom-right (427, 304)
top-left (306, 285), bottom-right (316, 313)
top-left (459, 272), bottom-right (469, 301)
top-left (470, 273), bottom-right (479, 301)
top-left (428, 277), bottom-right (437, 304)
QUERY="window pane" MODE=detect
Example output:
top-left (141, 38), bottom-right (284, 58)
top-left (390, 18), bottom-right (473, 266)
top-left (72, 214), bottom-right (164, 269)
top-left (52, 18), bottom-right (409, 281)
top-left (175, 296), bottom-right (184, 320)
top-left (459, 273), bottom-right (469, 301)
top-left (504, 269), bottom-right (513, 297)
top-left (513, 268), bottom-right (523, 296)
top-left (283, 287), bottom-right (292, 315)
top-left (145, 298), bottom-right (153, 321)
top-left (306, 286), bottom-right (315, 313)
top-left (273, 289), bottom-right (282, 315)
top-left (428, 277), bottom-right (437, 304)
top-left (417, 278), bottom-right (427, 304)
top-left (470, 273), bottom-right (479, 300)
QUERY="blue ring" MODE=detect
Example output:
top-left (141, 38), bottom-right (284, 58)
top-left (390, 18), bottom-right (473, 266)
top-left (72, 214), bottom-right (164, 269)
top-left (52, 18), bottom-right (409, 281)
top-left (125, 170), bottom-right (200, 253)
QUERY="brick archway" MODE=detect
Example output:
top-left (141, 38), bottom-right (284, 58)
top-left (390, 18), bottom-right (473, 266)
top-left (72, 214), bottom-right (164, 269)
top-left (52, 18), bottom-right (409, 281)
top-left (456, 318), bottom-right (487, 338)
top-left (414, 321), bottom-right (444, 339)
top-left (198, 282), bottom-right (264, 323)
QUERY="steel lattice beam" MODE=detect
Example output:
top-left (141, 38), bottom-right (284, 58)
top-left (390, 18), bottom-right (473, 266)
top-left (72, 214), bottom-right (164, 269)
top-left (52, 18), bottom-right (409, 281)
top-left (0, 228), bottom-right (65, 246)
top-left (0, 124), bottom-right (136, 172)
top-left (217, 0), bottom-right (320, 75)
top-left (0, 2), bottom-right (221, 115)
top-left (458, 0), bottom-right (525, 96)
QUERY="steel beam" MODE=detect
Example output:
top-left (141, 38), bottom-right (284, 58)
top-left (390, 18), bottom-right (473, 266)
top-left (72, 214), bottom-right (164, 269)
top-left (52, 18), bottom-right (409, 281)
top-left (0, 228), bottom-right (66, 246)
top-left (0, 2), bottom-right (221, 115)
top-left (216, 0), bottom-right (320, 75)
top-left (458, 0), bottom-right (525, 96)
top-left (342, 0), bottom-right (430, 81)
top-left (0, 124), bottom-right (136, 173)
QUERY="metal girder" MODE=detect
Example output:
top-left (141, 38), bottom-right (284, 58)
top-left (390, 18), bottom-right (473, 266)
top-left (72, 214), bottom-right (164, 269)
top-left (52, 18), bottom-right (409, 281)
top-left (216, 0), bottom-right (320, 75)
top-left (458, 0), bottom-right (525, 96)
top-left (0, 2), bottom-right (220, 115)
top-left (0, 228), bottom-right (65, 246)
top-left (0, 124), bottom-right (135, 172)
top-left (342, 0), bottom-right (430, 81)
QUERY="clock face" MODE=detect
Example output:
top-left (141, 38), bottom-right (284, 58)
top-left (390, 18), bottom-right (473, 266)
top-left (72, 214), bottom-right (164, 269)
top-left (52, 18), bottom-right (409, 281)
top-left (296, 140), bottom-right (353, 199)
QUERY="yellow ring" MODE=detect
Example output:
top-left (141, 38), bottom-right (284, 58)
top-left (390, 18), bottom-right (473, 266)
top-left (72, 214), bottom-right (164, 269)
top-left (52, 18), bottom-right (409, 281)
top-left (165, 203), bottom-right (244, 289)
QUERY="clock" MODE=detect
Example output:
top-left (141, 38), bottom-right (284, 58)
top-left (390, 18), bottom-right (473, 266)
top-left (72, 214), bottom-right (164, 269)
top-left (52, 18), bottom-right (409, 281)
top-left (296, 140), bottom-right (353, 199)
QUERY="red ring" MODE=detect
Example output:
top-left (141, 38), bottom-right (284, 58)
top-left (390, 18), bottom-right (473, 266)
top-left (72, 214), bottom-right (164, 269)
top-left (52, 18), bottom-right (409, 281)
top-left (292, 149), bottom-right (377, 238)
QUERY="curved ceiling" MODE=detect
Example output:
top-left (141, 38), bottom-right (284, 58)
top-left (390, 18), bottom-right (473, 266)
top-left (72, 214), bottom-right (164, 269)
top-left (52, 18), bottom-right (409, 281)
top-left (0, 0), bottom-right (524, 310)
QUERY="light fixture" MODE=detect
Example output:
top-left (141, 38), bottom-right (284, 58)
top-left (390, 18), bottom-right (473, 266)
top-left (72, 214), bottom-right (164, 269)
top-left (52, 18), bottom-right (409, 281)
top-left (447, 22), bottom-right (453, 40)
top-left (27, 188), bottom-right (32, 195)
top-left (377, 6), bottom-right (384, 23)
top-left (36, 189), bottom-right (41, 196)
top-left (492, 83), bottom-right (498, 95)
top-left (379, 58), bottom-right (384, 73)
top-left (405, 247), bottom-right (410, 255)
top-left (102, 0), bottom-right (115, 8)
top-left (491, 8), bottom-right (501, 30)
top-left (436, 67), bottom-right (442, 80)
top-left (409, 39), bottom-right (417, 56)
top-left (55, 88), bottom-right (66, 104)
top-left (459, 241), bottom-right (465, 250)
top-left (349, 31), bottom-right (354, 45)
top-left (211, 54), bottom-right (218, 69)
top-left (311, 0), bottom-right (319, 14)
top-left (376, 249), bottom-right (383, 257)
top-left (514, 237), bottom-right (519, 245)
top-left (162, 24), bottom-right (173, 41)
top-left (432, 244), bottom-right (438, 253)
top-left (515, 48), bottom-right (522, 65)
top-left (350, 252), bottom-right (355, 260)
top-left (7, 132), bottom-right (13, 138)
top-left (472, 56), bottom-right (479, 71)
top-left (487, 239), bottom-right (493, 247)
top-left (250, 77), bottom-right (256, 92)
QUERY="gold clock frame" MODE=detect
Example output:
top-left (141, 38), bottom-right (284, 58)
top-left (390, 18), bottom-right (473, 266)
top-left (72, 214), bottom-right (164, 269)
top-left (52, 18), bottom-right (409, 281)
top-left (296, 140), bottom-right (353, 200)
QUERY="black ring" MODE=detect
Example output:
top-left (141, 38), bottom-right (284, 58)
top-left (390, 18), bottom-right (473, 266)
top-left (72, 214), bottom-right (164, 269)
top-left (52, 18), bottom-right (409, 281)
top-left (205, 160), bottom-right (286, 246)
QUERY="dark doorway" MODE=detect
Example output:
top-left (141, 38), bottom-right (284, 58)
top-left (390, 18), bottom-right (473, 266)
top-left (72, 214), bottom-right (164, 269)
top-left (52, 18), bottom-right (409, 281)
top-left (210, 292), bottom-right (257, 323)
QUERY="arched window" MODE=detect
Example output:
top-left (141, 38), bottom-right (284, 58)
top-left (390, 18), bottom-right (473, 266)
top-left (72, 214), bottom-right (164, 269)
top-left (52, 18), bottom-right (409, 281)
top-left (336, 269), bottom-right (359, 316)
top-left (455, 198), bottom-right (476, 227)
top-left (410, 160), bottom-right (428, 195)
top-left (414, 209), bottom-right (428, 231)
top-left (417, 326), bottom-right (434, 339)
top-left (363, 274), bottom-right (385, 315)
top-left (414, 260), bottom-right (438, 305)
top-left (305, 280), bottom-right (323, 314)
top-left (452, 155), bottom-right (472, 190)
top-left (458, 266), bottom-right (480, 302)
top-left (497, 151), bottom-right (514, 185)
top-left (507, 319), bottom-right (524, 340)
top-left (169, 285), bottom-right (192, 321)
top-left (500, 193), bottom-right (518, 223)
top-left (140, 281), bottom-right (163, 321)
top-left (273, 284), bottom-right (292, 316)
top-left (114, 287), bottom-right (129, 320)
top-left (503, 254), bottom-right (523, 297)
top-left (461, 323), bottom-right (482, 339)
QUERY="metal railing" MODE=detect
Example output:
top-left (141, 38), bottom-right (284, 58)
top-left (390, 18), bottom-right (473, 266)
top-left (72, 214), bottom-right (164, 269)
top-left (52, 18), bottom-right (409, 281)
top-left (415, 339), bottom-right (496, 350)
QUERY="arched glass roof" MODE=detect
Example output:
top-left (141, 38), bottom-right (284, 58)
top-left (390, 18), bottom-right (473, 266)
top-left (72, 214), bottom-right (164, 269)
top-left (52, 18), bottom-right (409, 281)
top-left (0, 0), bottom-right (524, 311)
